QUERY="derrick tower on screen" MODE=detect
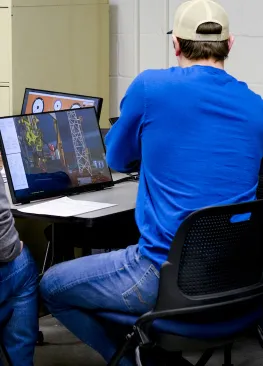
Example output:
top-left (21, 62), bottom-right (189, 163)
top-left (67, 110), bottom-right (92, 175)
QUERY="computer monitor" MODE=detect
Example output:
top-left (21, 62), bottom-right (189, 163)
top-left (21, 88), bottom-right (103, 121)
top-left (0, 107), bottom-right (113, 204)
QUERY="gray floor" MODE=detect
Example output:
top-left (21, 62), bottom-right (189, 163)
top-left (35, 316), bottom-right (263, 365)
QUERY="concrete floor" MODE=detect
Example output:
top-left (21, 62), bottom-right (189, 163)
top-left (35, 316), bottom-right (105, 366)
top-left (35, 316), bottom-right (263, 365)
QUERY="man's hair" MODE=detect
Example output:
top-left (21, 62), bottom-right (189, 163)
top-left (177, 22), bottom-right (229, 62)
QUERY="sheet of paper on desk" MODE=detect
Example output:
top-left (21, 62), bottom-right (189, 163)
top-left (18, 197), bottom-right (117, 217)
top-left (1, 168), bottom-right (7, 183)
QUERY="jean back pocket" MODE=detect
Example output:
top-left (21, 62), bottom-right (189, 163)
top-left (122, 264), bottom-right (160, 314)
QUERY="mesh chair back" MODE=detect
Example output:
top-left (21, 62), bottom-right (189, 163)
top-left (257, 175), bottom-right (263, 199)
top-left (156, 200), bottom-right (263, 314)
top-left (256, 160), bottom-right (263, 199)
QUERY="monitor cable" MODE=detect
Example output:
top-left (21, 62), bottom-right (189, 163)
top-left (114, 174), bottom-right (139, 185)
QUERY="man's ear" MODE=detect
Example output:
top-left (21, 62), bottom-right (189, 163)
top-left (228, 34), bottom-right (235, 52)
top-left (172, 35), bottom-right (181, 57)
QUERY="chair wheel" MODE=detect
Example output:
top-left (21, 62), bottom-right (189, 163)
top-left (257, 325), bottom-right (263, 349)
top-left (37, 331), bottom-right (44, 346)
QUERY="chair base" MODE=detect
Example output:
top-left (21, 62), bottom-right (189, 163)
top-left (107, 330), bottom-right (234, 366)
top-left (257, 325), bottom-right (263, 348)
top-left (222, 343), bottom-right (233, 366)
top-left (134, 349), bottom-right (214, 366)
top-left (138, 347), bottom-right (232, 366)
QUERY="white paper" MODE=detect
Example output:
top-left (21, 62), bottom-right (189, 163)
top-left (18, 197), bottom-right (117, 217)
top-left (7, 154), bottom-right (28, 190)
top-left (1, 167), bottom-right (7, 183)
top-left (0, 118), bottom-right (20, 154)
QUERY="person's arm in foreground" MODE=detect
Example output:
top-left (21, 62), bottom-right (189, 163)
top-left (105, 72), bottom-right (145, 173)
top-left (0, 175), bottom-right (22, 262)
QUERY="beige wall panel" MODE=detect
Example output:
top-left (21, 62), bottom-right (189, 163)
top-left (13, 0), bottom-right (108, 7)
top-left (0, 86), bottom-right (10, 116)
top-left (0, 1), bottom-right (9, 7)
top-left (0, 9), bottom-right (10, 83)
top-left (11, 4), bottom-right (109, 126)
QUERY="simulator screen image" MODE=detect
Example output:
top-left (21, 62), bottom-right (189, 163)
top-left (22, 89), bottom-right (102, 117)
top-left (0, 108), bottom-right (112, 201)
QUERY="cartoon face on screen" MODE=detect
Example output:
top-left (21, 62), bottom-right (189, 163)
top-left (25, 92), bottom-right (96, 115)
top-left (32, 98), bottom-right (44, 114)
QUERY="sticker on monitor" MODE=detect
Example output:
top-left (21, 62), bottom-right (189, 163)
top-left (21, 89), bottom-right (103, 120)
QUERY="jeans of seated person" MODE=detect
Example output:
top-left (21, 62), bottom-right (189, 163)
top-left (40, 244), bottom-right (160, 366)
top-left (0, 247), bottom-right (38, 366)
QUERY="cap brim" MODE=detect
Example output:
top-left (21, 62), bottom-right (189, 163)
top-left (167, 30), bottom-right (173, 34)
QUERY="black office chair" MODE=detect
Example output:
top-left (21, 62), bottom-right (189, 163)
top-left (96, 199), bottom-right (263, 366)
top-left (255, 169), bottom-right (263, 345)
top-left (257, 175), bottom-right (263, 199)
top-left (256, 160), bottom-right (263, 200)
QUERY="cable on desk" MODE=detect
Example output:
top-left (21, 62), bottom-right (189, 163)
top-left (114, 175), bottom-right (139, 185)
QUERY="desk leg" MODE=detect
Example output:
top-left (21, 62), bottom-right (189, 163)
top-left (52, 223), bottom-right (63, 264)
top-left (52, 223), bottom-right (75, 264)
top-left (44, 223), bottom-right (76, 265)
top-left (40, 240), bottom-right (51, 276)
top-left (40, 223), bottom-right (56, 275)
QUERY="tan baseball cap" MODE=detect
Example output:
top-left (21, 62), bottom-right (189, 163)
top-left (167, 0), bottom-right (229, 42)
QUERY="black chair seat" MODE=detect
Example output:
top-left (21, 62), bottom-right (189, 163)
top-left (97, 306), bottom-right (262, 339)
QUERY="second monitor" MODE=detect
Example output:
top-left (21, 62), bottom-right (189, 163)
top-left (22, 88), bottom-right (103, 121)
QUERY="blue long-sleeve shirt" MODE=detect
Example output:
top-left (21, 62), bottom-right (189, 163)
top-left (105, 66), bottom-right (263, 268)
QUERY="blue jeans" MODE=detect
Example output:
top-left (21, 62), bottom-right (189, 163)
top-left (40, 244), bottom-right (160, 365)
top-left (0, 247), bottom-right (38, 366)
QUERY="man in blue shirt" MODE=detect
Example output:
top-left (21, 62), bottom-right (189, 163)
top-left (41, 0), bottom-right (263, 364)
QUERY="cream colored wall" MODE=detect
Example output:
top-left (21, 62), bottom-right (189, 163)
top-left (0, 5), bottom-right (11, 116)
top-left (13, 0), bottom-right (108, 5)
top-left (0, 8), bottom-right (10, 83)
top-left (11, 3), bottom-right (109, 127)
top-left (0, 0), bottom-right (110, 127)
top-left (0, 0), bottom-right (9, 6)
top-left (0, 86), bottom-right (10, 117)
top-left (109, 0), bottom-right (263, 115)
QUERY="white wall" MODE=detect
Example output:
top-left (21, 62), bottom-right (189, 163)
top-left (109, 0), bottom-right (263, 117)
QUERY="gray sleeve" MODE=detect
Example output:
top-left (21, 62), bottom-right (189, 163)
top-left (0, 174), bottom-right (21, 262)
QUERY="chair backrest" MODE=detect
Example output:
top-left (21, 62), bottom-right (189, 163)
top-left (257, 175), bottom-right (263, 199)
top-left (256, 160), bottom-right (263, 199)
top-left (155, 200), bottom-right (263, 315)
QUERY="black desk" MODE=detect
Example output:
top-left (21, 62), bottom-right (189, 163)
top-left (7, 179), bottom-right (137, 227)
top-left (6, 174), bottom-right (139, 266)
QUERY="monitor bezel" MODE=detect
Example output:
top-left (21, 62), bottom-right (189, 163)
top-left (0, 107), bottom-right (113, 205)
top-left (21, 88), bottom-right (103, 122)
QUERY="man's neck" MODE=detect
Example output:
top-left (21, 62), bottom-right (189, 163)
top-left (179, 58), bottom-right (225, 70)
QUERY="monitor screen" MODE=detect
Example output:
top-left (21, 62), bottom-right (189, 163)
top-left (0, 107), bottom-right (113, 204)
top-left (21, 88), bottom-right (103, 121)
